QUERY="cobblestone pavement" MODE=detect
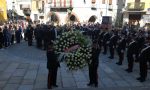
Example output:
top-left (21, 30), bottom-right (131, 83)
top-left (0, 41), bottom-right (150, 90)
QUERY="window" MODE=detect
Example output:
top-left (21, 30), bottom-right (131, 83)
top-left (92, 0), bottom-right (96, 4)
top-left (20, 4), bottom-right (23, 10)
top-left (102, 0), bottom-right (105, 4)
top-left (36, 1), bottom-right (39, 8)
top-left (84, 0), bottom-right (86, 4)
top-left (109, 0), bottom-right (112, 5)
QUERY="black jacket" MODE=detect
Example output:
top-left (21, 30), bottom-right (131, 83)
top-left (47, 49), bottom-right (60, 70)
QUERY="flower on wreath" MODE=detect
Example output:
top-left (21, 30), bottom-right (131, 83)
top-left (54, 30), bottom-right (92, 70)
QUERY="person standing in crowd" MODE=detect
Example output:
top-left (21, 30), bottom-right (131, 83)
top-left (47, 42), bottom-right (60, 89)
top-left (102, 28), bottom-right (111, 55)
top-left (3, 26), bottom-right (9, 47)
top-left (87, 41), bottom-right (100, 87)
top-left (10, 25), bottom-right (16, 45)
top-left (108, 30), bottom-right (118, 59)
top-left (137, 37), bottom-right (150, 82)
top-left (98, 29), bottom-right (105, 53)
top-left (0, 27), bottom-right (4, 49)
top-left (26, 25), bottom-right (34, 46)
top-left (116, 34), bottom-right (126, 65)
top-left (15, 26), bottom-right (21, 43)
top-left (34, 24), bottom-right (43, 49)
top-left (126, 35), bottom-right (137, 73)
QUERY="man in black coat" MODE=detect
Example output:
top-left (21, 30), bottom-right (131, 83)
top-left (0, 28), bottom-right (4, 49)
top-left (126, 36), bottom-right (137, 73)
top-left (108, 31), bottom-right (118, 59)
top-left (137, 45), bottom-right (150, 82)
top-left (116, 35), bottom-right (126, 65)
top-left (87, 41), bottom-right (100, 87)
top-left (47, 43), bottom-right (60, 89)
top-left (102, 28), bottom-right (111, 55)
top-left (26, 25), bottom-right (34, 46)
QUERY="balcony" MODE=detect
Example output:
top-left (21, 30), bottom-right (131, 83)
top-left (126, 2), bottom-right (145, 11)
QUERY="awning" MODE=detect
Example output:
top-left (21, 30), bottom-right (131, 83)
top-left (22, 4), bottom-right (30, 9)
top-left (122, 10), bottom-right (146, 13)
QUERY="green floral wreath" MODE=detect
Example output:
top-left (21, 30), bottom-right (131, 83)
top-left (53, 31), bottom-right (92, 70)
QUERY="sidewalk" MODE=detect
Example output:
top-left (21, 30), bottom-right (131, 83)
top-left (0, 41), bottom-right (150, 90)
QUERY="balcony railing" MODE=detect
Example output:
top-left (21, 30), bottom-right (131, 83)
top-left (126, 2), bottom-right (145, 11)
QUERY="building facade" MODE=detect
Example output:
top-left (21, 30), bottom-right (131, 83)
top-left (0, 0), bottom-right (7, 24)
top-left (6, 0), bottom-right (125, 25)
top-left (122, 0), bottom-right (150, 27)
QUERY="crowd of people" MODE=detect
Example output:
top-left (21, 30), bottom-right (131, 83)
top-left (0, 22), bottom-right (150, 89)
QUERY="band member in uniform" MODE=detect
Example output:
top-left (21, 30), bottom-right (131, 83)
top-left (137, 37), bottom-right (150, 82)
top-left (108, 31), bottom-right (118, 59)
top-left (126, 36), bottom-right (137, 73)
top-left (102, 28), bottom-right (110, 55)
top-left (87, 40), bottom-right (100, 87)
top-left (47, 43), bottom-right (60, 89)
top-left (116, 34), bottom-right (126, 65)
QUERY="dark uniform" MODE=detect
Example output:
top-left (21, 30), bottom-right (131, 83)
top-left (137, 46), bottom-right (150, 82)
top-left (87, 42), bottom-right (100, 87)
top-left (126, 39), bottom-right (137, 73)
top-left (47, 43), bottom-right (60, 89)
top-left (26, 26), bottom-right (34, 46)
top-left (98, 31), bottom-right (105, 53)
top-left (0, 28), bottom-right (4, 49)
top-left (116, 36), bottom-right (126, 65)
top-left (108, 34), bottom-right (118, 59)
top-left (102, 32), bottom-right (110, 54)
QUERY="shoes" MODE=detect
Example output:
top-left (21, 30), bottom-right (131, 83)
top-left (47, 86), bottom-right (52, 89)
top-left (52, 84), bottom-right (58, 87)
top-left (94, 84), bottom-right (98, 87)
top-left (87, 83), bottom-right (93, 86)
top-left (108, 56), bottom-right (114, 59)
top-left (103, 52), bottom-right (106, 55)
top-left (125, 69), bottom-right (132, 73)
top-left (136, 77), bottom-right (146, 82)
top-left (116, 62), bottom-right (122, 65)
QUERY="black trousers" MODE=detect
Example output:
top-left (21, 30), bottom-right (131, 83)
top-left (0, 42), bottom-right (3, 49)
top-left (103, 43), bottom-right (108, 54)
top-left (47, 68), bottom-right (58, 88)
top-left (28, 38), bottom-right (32, 46)
top-left (117, 50), bottom-right (124, 64)
top-left (140, 61), bottom-right (147, 79)
top-left (109, 46), bottom-right (114, 58)
top-left (88, 64), bottom-right (98, 85)
top-left (127, 55), bottom-right (134, 70)
top-left (11, 35), bottom-right (15, 44)
top-left (36, 38), bottom-right (42, 48)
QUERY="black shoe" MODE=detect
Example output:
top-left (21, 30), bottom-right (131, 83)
top-left (136, 77), bottom-right (146, 82)
top-left (108, 56), bottom-right (114, 59)
top-left (48, 86), bottom-right (52, 89)
top-left (52, 85), bottom-right (58, 87)
top-left (103, 52), bottom-right (106, 55)
top-left (125, 69), bottom-right (132, 73)
top-left (87, 83), bottom-right (93, 86)
top-left (116, 62), bottom-right (122, 65)
top-left (94, 84), bottom-right (98, 87)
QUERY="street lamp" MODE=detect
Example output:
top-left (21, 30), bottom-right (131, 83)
top-left (48, 0), bottom-right (52, 23)
top-left (12, 1), bottom-right (15, 22)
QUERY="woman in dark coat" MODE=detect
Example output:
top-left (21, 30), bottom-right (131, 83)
top-left (47, 43), bottom-right (60, 89)
top-left (87, 41), bottom-right (100, 87)
top-left (0, 28), bottom-right (4, 49)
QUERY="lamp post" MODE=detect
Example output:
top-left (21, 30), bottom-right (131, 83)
top-left (12, 1), bottom-right (15, 22)
top-left (48, 0), bottom-right (52, 23)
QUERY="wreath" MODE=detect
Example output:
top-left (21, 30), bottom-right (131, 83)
top-left (53, 31), bottom-right (92, 70)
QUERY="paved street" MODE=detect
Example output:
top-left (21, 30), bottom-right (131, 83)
top-left (0, 41), bottom-right (150, 90)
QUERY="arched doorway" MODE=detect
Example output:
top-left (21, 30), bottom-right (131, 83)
top-left (66, 14), bottom-right (79, 24)
top-left (49, 12), bottom-right (60, 24)
top-left (88, 15), bottom-right (97, 23)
